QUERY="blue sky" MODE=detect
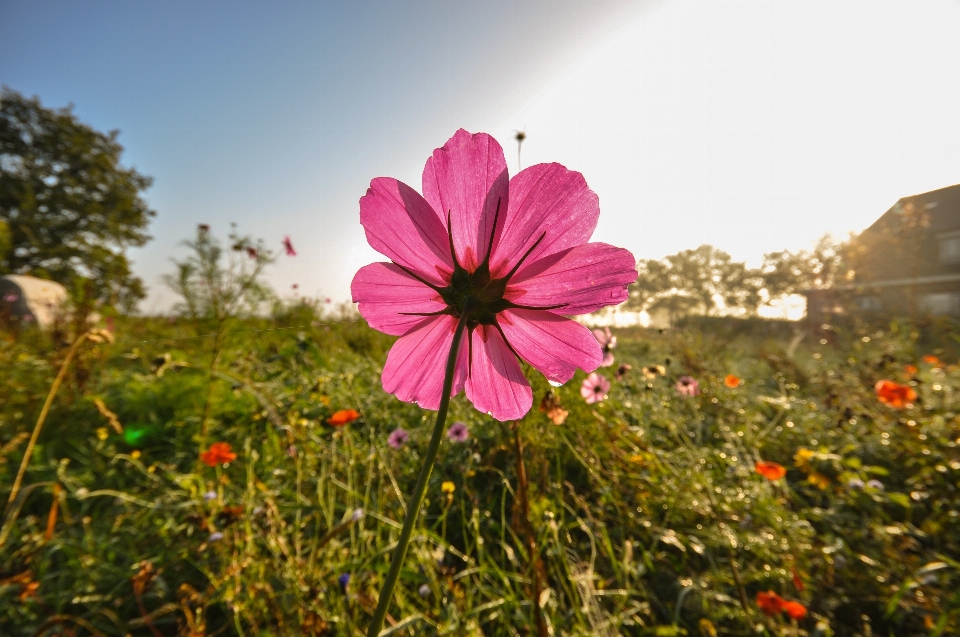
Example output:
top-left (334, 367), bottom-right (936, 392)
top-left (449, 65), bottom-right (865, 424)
top-left (3, 1), bottom-right (960, 314)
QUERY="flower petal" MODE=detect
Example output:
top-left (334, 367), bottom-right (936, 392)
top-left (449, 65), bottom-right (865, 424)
top-left (498, 309), bottom-right (602, 384)
top-left (382, 315), bottom-right (467, 410)
top-left (360, 177), bottom-right (453, 286)
top-left (351, 262), bottom-right (447, 336)
top-left (465, 325), bottom-right (532, 421)
top-left (422, 129), bottom-right (509, 271)
top-left (491, 163), bottom-right (599, 278)
top-left (506, 243), bottom-right (638, 315)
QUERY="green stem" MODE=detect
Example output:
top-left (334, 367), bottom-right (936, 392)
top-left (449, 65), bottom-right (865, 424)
top-left (366, 315), bottom-right (468, 636)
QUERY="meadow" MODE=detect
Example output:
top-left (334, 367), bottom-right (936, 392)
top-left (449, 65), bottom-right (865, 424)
top-left (2, 307), bottom-right (959, 637)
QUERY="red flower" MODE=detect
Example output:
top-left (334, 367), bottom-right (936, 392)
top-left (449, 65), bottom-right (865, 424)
top-left (283, 235), bottom-right (297, 256)
top-left (724, 374), bottom-right (741, 388)
top-left (200, 442), bottom-right (237, 467)
top-left (756, 591), bottom-right (785, 616)
top-left (903, 364), bottom-right (918, 376)
top-left (755, 460), bottom-right (787, 481)
top-left (922, 355), bottom-right (942, 367)
top-left (327, 409), bottom-right (361, 427)
top-left (874, 379), bottom-right (917, 409)
top-left (245, 246), bottom-right (259, 259)
top-left (781, 600), bottom-right (807, 620)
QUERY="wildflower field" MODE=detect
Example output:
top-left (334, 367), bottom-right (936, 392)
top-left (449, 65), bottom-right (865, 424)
top-left (2, 310), bottom-right (960, 636)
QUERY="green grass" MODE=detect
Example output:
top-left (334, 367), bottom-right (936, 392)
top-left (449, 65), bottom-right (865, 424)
top-left (2, 311), bottom-right (960, 636)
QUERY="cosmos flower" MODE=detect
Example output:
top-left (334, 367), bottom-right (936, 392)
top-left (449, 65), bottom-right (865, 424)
top-left (580, 372), bottom-right (611, 404)
top-left (756, 591), bottom-right (785, 616)
top-left (724, 374), bottom-right (741, 388)
top-left (922, 354), bottom-right (942, 367)
top-left (847, 478), bottom-right (865, 490)
top-left (641, 365), bottom-right (665, 380)
top-left (388, 428), bottom-right (409, 449)
top-left (327, 409), bottom-right (360, 427)
top-left (903, 364), bottom-right (918, 376)
top-left (446, 422), bottom-right (469, 442)
top-left (418, 584), bottom-right (431, 597)
top-left (209, 531), bottom-right (224, 542)
top-left (351, 508), bottom-right (365, 521)
top-left (866, 479), bottom-right (884, 491)
top-left (615, 363), bottom-right (632, 380)
top-left (874, 380), bottom-right (917, 409)
top-left (351, 130), bottom-right (637, 421)
top-left (282, 235), bottom-right (297, 256)
top-left (781, 600), bottom-right (807, 620)
top-left (245, 246), bottom-right (258, 259)
top-left (675, 376), bottom-right (699, 397)
top-left (200, 442), bottom-right (237, 467)
top-left (203, 490), bottom-right (217, 501)
top-left (592, 327), bottom-right (617, 367)
top-left (755, 460), bottom-right (787, 481)
top-left (3, 293), bottom-right (18, 303)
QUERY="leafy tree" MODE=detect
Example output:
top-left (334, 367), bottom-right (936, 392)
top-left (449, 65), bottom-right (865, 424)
top-left (760, 234), bottom-right (852, 298)
top-left (0, 87), bottom-right (155, 310)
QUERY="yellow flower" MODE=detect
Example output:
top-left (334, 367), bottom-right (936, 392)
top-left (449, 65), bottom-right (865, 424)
top-left (807, 472), bottom-right (830, 490)
top-left (794, 448), bottom-right (815, 472)
top-left (441, 481), bottom-right (456, 494)
top-left (131, 450), bottom-right (141, 460)
top-left (96, 427), bottom-right (109, 441)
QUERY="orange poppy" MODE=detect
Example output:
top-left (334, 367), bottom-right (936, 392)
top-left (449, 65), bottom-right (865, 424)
top-left (781, 600), bottom-right (807, 620)
top-left (874, 380), bottom-right (917, 409)
top-left (756, 590), bottom-right (785, 616)
top-left (755, 460), bottom-right (787, 481)
top-left (327, 409), bottom-right (361, 427)
top-left (903, 364), bottom-right (918, 376)
top-left (922, 355), bottom-right (942, 367)
top-left (724, 374), bottom-right (741, 388)
top-left (200, 442), bottom-right (237, 467)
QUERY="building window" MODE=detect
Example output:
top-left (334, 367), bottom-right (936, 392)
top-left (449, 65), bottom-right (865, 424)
top-left (919, 292), bottom-right (960, 316)
top-left (855, 296), bottom-right (882, 311)
top-left (939, 231), bottom-right (960, 264)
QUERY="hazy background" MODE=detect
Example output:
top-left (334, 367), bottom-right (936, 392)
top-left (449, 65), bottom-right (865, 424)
top-left (2, 0), bottom-right (959, 314)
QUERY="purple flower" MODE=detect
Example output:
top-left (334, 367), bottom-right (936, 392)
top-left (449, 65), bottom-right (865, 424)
top-left (580, 372), bottom-right (610, 404)
top-left (866, 479), bottom-right (885, 491)
top-left (388, 428), bottom-right (409, 449)
top-left (209, 531), bottom-right (224, 542)
top-left (203, 490), bottom-right (217, 501)
top-left (418, 584), bottom-right (431, 597)
top-left (847, 478), bottom-right (865, 490)
top-left (446, 422), bottom-right (469, 443)
top-left (675, 376), bottom-right (699, 397)
top-left (592, 327), bottom-right (617, 367)
top-left (338, 573), bottom-right (351, 590)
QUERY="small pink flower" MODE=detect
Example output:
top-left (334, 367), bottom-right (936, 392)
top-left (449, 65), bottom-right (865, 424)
top-left (581, 372), bottom-right (611, 404)
top-left (446, 422), bottom-right (469, 442)
top-left (283, 235), bottom-right (297, 256)
top-left (4, 293), bottom-right (19, 303)
top-left (387, 428), bottom-right (409, 449)
top-left (675, 376), bottom-right (699, 397)
top-left (351, 130), bottom-right (637, 421)
top-left (245, 246), bottom-right (258, 259)
top-left (592, 327), bottom-right (617, 367)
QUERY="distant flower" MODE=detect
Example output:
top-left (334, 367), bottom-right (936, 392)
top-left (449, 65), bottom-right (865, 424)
top-left (875, 379), bottom-right (917, 409)
top-left (3, 293), bottom-right (18, 303)
top-left (847, 478), bottom-right (865, 490)
top-left (755, 460), bottom-right (786, 481)
top-left (641, 365), bottom-right (666, 380)
top-left (351, 508), bottom-right (365, 521)
top-left (130, 450), bottom-right (141, 460)
top-left (22, 313), bottom-right (34, 322)
top-left (388, 428), bottom-right (409, 449)
top-left (350, 129), bottom-right (637, 421)
top-left (904, 364), bottom-right (918, 376)
top-left (418, 583), bottom-right (431, 597)
top-left (866, 479), bottom-right (884, 491)
top-left (203, 490), bottom-right (217, 501)
top-left (245, 246), bottom-right (258, 259)
top-left (441, 481), bottom-right (456, 494)
top-left (581, 372), bottom-right (610, 404)
top-left (756, 591), bottom-right (785, 616)
top-left (807, 472), bottom-right (830, 490)
top-left (286, 444), bottom-right (297, 458)
top-left (338, 573), bottom-right (350, 590)
top-left (282, 235), bottom-right (297, 256)
top-left (922, 354), bottom-right (942, 367)
top-left (327, 409), bottom-right (360, 427)
top-left (447, 421), bottom-right (469, 442)
top-left (592, 327), bottom-right (617, 367)
top-left (616, 363), bottom-right (632, 380)
top-left (724, 374), bottom-right (741, 388)
top-left (781, 600), bottom-right (807, 620)
top-left (675, 376), bottom-right (699, 397)
top-left (96, 427), bottom-right (108, 441)
top-left (209, 531), bottom-right (224, 542)
top-left (325, 297), bottom-right (332, 303)
top-left (794, 448), bottom-right (815, 471)
top-left (292, 283), bottom-right (298, 290)
top-left (198, 224), bottom-right (210, 232)
top-left (200, 442), bottom-right (237, 467)
top-left (792, 568), bottom-right (804, 592)
top-left (539, 392), bottom-right (569, 425)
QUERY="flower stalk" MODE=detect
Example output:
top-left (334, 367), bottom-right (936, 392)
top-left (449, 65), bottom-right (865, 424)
top-left (366, 314), bottom-right (468, 636)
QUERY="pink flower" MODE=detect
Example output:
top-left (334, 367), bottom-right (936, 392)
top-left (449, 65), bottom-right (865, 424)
top-left (446, 422), bottom-right (469, 442)
top-left (351, 130), bottom-right (636, 421)
top-left (283, 235), bottom-right (297, 256)
top-left (675, 376), bottom-right (699, 397)
top-left (387, 428), bottom-right (409, 449)
top-left (580, 372), bottom-right (611, 404)
top-left (592, 327), bottom-right (617, 367)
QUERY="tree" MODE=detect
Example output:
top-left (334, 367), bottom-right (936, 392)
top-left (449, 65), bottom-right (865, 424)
top-left (0, 87), bottom-right (155, 310)
top-left (760, 234), bottom-right (852, 298)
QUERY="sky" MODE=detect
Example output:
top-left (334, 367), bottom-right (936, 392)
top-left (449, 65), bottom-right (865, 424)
top-left (2, 0), bottom-right (960, 315)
